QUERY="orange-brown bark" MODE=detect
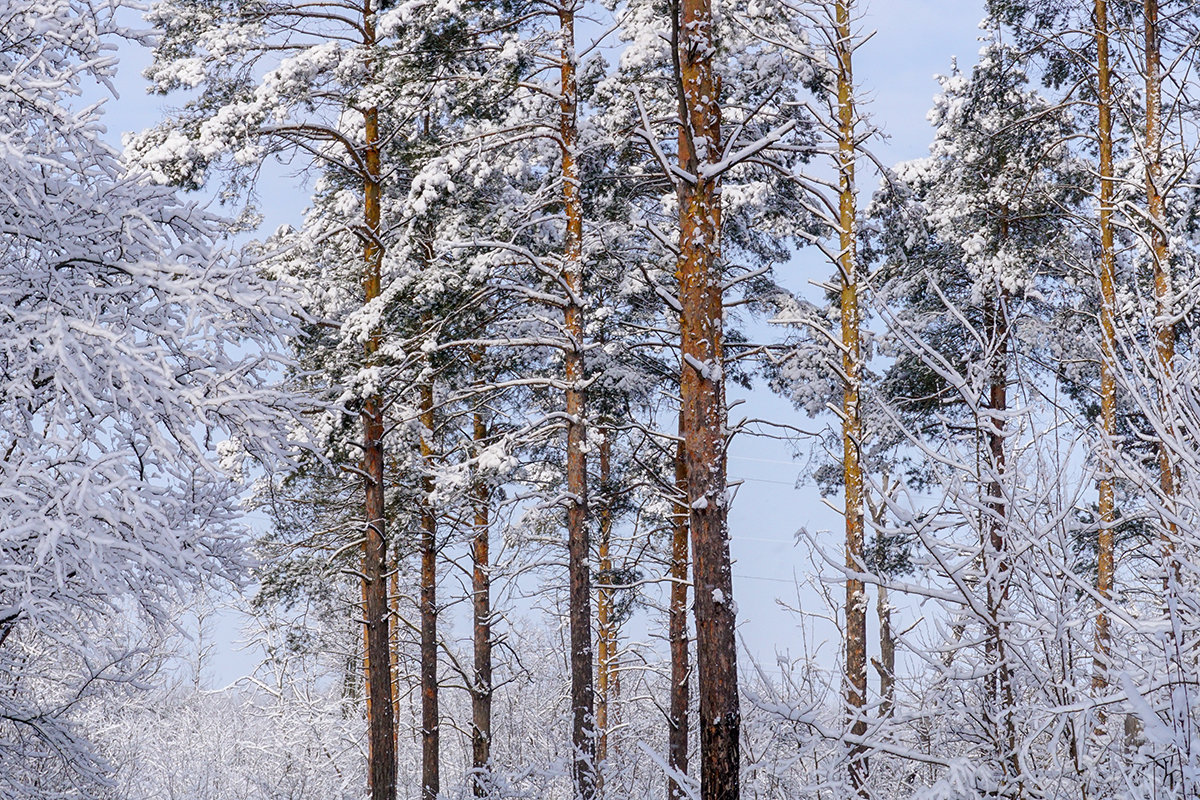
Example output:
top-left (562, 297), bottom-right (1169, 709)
top-left (675, 0), bottom-right (738, 794)
top-left (1144, 0), bottom-right (1178, 593)
top-left (360, 2), bottom-right (396, 789)
top-left (559, 3), bottom-right (596, 797)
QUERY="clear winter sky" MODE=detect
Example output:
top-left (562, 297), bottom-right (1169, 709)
top-left (97, 1), bottom-right (992, 683)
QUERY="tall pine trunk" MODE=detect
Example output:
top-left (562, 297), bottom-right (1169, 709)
top-left (1144, 0), bottom-right (1177, 590)
top-left (471, 396), bottom-right (493, 797)
top-left (597, 429), bottom-right (615, 780)
top-left (360, 3), bottom-right (397, 789)
top-left (984, 284), bottom-right (1020, 792)
top-left (419, 379), bottom-right (440, 800)
top-left (559, 3), bottom-right (596, 796)
top-left (1143, 2), bottom-right (1191, 784)
top-left (834, 1), bottom-right (867, 792)
top-left (675, 0), bottom-right (738, 794)
top-left (668, 436), bottom-right (691, 800)
top-left (1093, 0), bottom-right (1117, 700)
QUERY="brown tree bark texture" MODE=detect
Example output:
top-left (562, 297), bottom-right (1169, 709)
top-left (360, 24), bottom-right (397, 791)
top-left (984, 285), bottom-right (1020, 790)
top-left (597, 430), bottom-right (614, 777)
top-left (676, 0), bottom-right (739, 795)
top-left (1144, 0), bottom-right (1179, 592)
top-left (559, 4), bottom-right (597, 797)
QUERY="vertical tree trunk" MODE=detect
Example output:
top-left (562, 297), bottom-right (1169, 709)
top-left (1142, 4), bottom-right (1188, 785)
top-left (611, 665), bottom-right (621, 731)
top-left (986, 295), bottom-right (1009, 543)
top-left (471, 387), bottom-right (493, 797)
top-left (984, 281), bottom-right (1020, 793)
top-left (1093, 0), bottom-right (1117, 701)
top-left (420, 380), bottom-right (440, 800)
top-left (668, 437), bottom-right (691, 800)
top-left (559, 3), bottom-right (596, 796)
top-left (866, 484), bottom-right (894, 720)
top-left (876, 585), bottom-right (894, 718)
top-left (675, 0), bottom-right (738, 794)
top-left (361, 2), bottom-right (396, 789)
top-left (390, 568), bottom-right (400, 733)
top-left (1143, 0), bottom-right (1178, 591)
top-left (597, 429), bottom-right (614, 782)
top-left (667, 15), bottom-right (692, 796)
top-left (833, 1), bottom-right (867, 793)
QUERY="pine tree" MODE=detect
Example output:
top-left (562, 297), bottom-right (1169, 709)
top-left (866, 36), bottom-right (1087, 796)
top-left (830, 2), bottom-right (868, 790)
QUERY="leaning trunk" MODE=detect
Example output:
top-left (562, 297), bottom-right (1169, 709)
top-left (675, 0), bottom-right (738, 794)
top-left (559, 3), bottom-right (596, 797)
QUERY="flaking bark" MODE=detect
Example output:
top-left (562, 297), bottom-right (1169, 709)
top-left (1093, 0), bottom-right (1118, 701)
top-left (675, 0), bottom-right (739, 793)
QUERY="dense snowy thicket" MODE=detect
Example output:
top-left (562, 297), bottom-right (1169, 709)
top-left (0, 0), bottom-right (300, 795)
top-left (5, 0), bottom-right (1200, 798)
